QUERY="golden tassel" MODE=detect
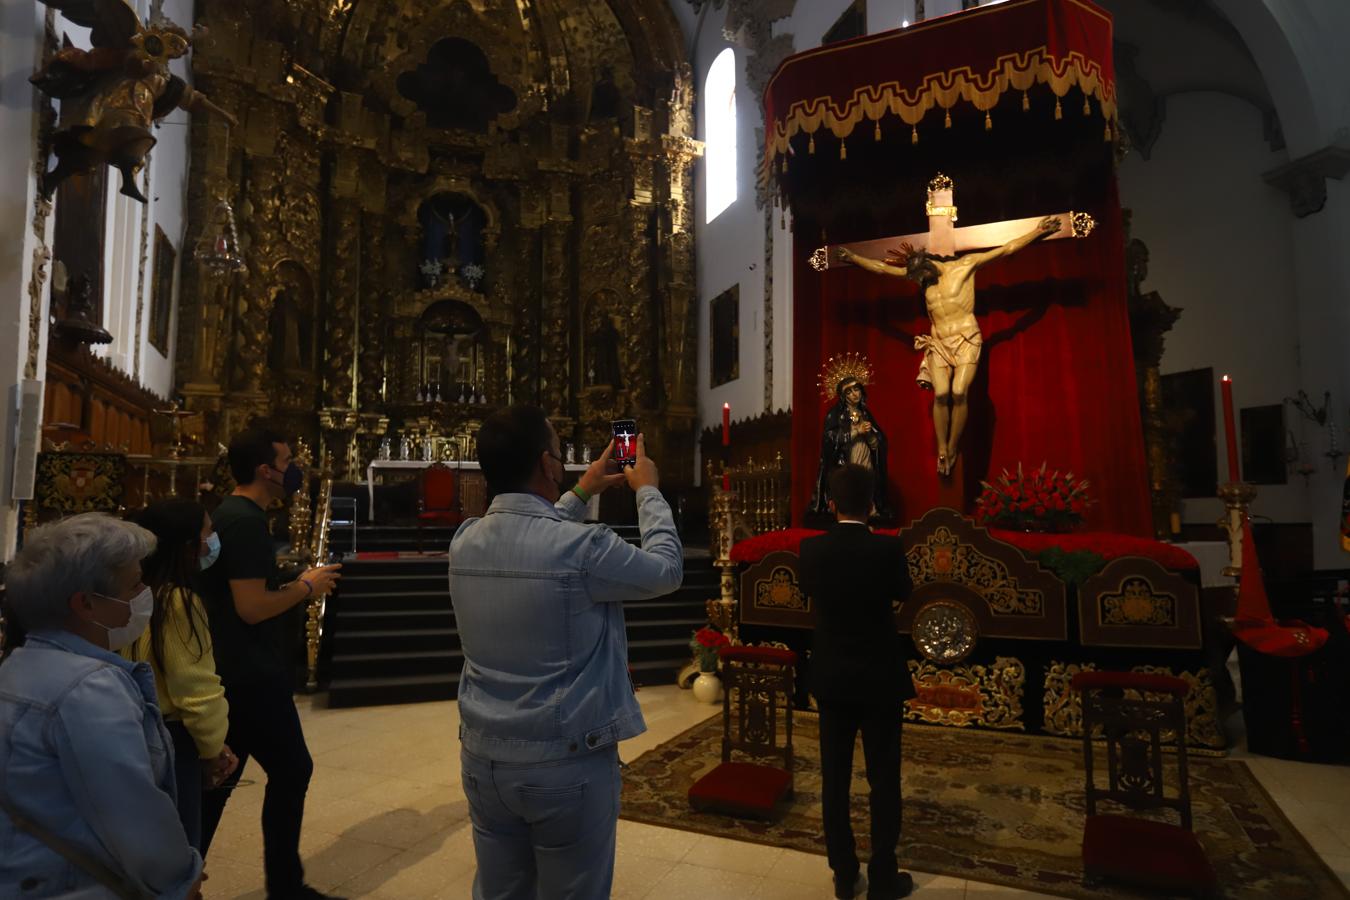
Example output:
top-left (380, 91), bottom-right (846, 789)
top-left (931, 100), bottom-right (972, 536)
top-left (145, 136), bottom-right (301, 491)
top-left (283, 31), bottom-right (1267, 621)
top-left (1104, 121), bottom-right (1112, 141)
top-left (944, 109), bottom-right (952, 129)
top-left (874, 120), bottom-right (881, 141)
top-left (985, 110), bottom-right (992, 131)
top-left (1082, 96), bottom-right (1091, 116)
top-left (840, 140), bottom-right (847, 160)
top-left (1022, 91), bottom-right (1030, 112)
top-left (808, 134), bottom-right (815, 154)
top-left (1054, 97), bottom-right (1063, 120)
top-left (911, 125), bottom-right (919, 145)
top-left (781, 157), bottom-right (787, 173)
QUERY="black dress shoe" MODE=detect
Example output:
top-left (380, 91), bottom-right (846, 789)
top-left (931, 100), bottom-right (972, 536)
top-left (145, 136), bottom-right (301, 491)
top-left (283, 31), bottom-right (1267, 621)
top-left (867, 870), bottom-right (914, 900)
top-left (834, 871), bottom-right (866, 899)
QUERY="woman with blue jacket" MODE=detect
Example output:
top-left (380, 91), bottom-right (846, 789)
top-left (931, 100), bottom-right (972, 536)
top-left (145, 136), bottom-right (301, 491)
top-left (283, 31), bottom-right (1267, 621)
top-left (0, 513), bottom-right (204, 899)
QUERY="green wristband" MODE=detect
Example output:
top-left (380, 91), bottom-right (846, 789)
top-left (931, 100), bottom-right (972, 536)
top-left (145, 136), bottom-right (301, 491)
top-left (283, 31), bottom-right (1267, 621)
top-left (572, 484), bottom-right (592, 503)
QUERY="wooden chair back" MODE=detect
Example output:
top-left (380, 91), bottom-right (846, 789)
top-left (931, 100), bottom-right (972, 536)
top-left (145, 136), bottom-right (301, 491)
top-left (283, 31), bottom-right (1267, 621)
top-left (718, 646), bottom-right (797, 775)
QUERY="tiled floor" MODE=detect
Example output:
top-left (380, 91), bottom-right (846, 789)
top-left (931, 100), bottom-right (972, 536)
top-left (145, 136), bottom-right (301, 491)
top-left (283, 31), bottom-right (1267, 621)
top-left (204, 685), bottom-right (1350, 899)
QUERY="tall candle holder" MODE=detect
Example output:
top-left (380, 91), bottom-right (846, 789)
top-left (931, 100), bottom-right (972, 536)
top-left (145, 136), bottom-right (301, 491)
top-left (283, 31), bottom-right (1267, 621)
top-left (705, 481), bottom-right (739, 637)
top-left (1217, 481), bottom-right (1258, 577)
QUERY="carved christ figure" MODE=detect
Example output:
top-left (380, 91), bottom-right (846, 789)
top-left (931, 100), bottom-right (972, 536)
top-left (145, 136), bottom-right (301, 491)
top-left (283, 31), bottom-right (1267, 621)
top-left (840, 215), bottom-right (1060, 475)
top-left (814, 173), bottom-right (1097, 477)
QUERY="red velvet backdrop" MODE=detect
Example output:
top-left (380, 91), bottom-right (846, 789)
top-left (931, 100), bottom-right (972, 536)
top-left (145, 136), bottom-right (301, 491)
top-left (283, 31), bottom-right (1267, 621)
top-left (790, 179), bottom-right (1152, 535)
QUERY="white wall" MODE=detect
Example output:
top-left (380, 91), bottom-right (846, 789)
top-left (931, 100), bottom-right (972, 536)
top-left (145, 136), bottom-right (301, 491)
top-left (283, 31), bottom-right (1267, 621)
top-left (1119, 92), bottom-right (1307, 525)
top-left (0, 3), bottom-right (52, 558)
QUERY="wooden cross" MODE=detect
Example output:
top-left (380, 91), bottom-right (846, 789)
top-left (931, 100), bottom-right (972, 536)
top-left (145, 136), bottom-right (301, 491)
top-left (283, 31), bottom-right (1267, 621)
top-left (808, 173), bottom-right (1097, 272)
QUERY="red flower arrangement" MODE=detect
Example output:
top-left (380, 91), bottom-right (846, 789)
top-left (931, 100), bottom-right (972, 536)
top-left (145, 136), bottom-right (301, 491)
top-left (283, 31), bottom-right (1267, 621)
top-left (690, 626), bottom-right (730, 672)
top-left (975, 462), bottom-right (1091, 533)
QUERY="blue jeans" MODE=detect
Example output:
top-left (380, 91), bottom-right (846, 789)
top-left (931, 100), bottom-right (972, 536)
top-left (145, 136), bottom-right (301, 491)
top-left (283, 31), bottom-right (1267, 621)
top-left (461, 745), bottom-right (621, 900)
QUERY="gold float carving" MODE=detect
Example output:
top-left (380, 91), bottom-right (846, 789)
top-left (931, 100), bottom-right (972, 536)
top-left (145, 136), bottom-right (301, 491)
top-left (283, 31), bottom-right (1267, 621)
top-left (905, 656), bottom-right (1025, 731)
top-left (1099, 577), bottom-right (1176, 627)
top-left (753, 567), bottom-right (808, 612)
top-left (1042, 660), bottom-right (1224, 749)
top-left (907, 526), bottom-right (1044, 616)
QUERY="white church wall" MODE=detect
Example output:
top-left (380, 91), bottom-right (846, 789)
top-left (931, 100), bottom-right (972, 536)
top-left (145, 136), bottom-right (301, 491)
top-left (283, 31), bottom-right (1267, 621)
top-left (1119, 92), bottom-right (1306, 529)
top-left (0, 3), bottom-right (53, 559)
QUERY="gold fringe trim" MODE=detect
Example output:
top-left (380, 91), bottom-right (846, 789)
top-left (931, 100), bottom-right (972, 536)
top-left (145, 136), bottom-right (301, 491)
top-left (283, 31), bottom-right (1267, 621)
top-left (763, 47), bottom-right (1117, 176)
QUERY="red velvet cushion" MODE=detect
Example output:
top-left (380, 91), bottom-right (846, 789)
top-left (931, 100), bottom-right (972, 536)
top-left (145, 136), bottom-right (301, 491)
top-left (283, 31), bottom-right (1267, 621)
top-left (719, 645), bottom-right (797, 667)
top-left (1071, 670), bottom-right (1189, 697)
top-left (688, 762), bottom-right (792, 818)
top-left (1082, 815), bottom-right (1216, 891)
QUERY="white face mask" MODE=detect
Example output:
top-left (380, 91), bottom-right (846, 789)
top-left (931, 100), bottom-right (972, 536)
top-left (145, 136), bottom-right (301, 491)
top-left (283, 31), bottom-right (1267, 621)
top-left (93, 586), bottom-right (153, 651)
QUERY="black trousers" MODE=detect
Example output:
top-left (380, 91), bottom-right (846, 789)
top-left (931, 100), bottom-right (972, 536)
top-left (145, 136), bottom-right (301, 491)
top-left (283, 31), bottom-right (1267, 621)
top-left (818, 701), bottom-right (903, 895)
top-left (201, 681), bottom-right (314, 896)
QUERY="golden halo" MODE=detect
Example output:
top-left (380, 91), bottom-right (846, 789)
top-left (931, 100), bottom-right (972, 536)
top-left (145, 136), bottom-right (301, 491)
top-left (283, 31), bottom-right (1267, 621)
top-left (818, 352), bottom-right (873, 402)
top-left (928, 173), bottom-right (954, 193)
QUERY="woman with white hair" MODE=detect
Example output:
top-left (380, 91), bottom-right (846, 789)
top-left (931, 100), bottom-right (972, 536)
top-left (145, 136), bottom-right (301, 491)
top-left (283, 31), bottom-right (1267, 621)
top-left (0, 513), bottom-right (204, 899)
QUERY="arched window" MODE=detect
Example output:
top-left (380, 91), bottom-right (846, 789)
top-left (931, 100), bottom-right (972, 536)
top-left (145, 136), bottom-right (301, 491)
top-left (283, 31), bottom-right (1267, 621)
top-left (704, 48), bottom-right (737, 223)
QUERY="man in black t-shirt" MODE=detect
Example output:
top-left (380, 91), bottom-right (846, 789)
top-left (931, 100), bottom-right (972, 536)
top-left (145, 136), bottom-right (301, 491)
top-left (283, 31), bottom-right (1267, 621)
top-left (198, 427), bottom-right (340, 900)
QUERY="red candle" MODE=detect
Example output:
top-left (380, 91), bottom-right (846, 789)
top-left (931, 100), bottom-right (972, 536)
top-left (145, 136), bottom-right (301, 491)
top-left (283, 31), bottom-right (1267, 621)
top-left (722, 403), bottom-right (731, 446)
top-left (1220, 375), bottom-right (1241, 483)
top-left (721, 471), bottom-right (731, 492)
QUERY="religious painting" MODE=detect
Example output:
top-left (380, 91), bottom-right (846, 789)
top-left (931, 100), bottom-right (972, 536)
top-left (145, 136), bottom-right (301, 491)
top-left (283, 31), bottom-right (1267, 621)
top-left (823, 0), bottom-right (866, 44)
top-left (51, 168), bottom-right (108, 323)
top-left (149, 227), bottom-right (176, 355)
top-left (1161, 368), bottom-right (1219, 498)
top-left (710, 285), bottom-right (739, 388)
top-left (1241, 404), bottom-right (1288, 485)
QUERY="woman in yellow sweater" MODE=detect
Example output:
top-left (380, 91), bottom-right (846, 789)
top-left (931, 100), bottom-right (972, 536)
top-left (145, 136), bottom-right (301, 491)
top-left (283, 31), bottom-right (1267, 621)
top-left (124, 499), bottom-right (238, 849)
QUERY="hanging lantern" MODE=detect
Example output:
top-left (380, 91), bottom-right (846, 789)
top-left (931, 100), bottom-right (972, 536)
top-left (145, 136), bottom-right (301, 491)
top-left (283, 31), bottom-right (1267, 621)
top-left (196, 196), bottom-right (247, 276)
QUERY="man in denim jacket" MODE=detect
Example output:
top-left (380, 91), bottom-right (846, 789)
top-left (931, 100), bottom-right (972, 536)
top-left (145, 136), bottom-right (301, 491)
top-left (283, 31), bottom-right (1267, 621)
top-left (449, 406), bottom-right (683, 899)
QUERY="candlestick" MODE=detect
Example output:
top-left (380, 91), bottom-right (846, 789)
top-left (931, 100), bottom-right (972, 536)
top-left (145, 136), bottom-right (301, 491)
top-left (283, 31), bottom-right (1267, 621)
top-left (721, 470), bottom-right (731, 492)
top-left (1220, 375), bottom-right (1241, 482)
top-left (722, 403), bottom-right (731, 446)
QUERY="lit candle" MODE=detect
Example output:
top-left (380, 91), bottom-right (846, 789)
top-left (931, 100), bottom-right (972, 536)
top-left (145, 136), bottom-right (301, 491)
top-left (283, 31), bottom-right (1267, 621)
top-left (722, 403), bottom-right (731, 446)
top-left (1220, 375), bottom-right (1241, 483)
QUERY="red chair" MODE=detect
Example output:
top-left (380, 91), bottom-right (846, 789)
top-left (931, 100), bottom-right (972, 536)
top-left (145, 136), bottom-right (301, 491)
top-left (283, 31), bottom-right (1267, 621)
top-left (1072, 671), bottom-right (1217, 898)
top-left (417, 463), bottom-right (461, 552)
top-left (688, 645), bottom-right (796, 819)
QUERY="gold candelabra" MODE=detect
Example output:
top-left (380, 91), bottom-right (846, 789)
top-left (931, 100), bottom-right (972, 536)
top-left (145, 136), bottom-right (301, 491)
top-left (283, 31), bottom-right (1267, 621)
top-left (705, 479), bottom-right (739, 636)
top-left (304, 450), bottom-right (334, 692)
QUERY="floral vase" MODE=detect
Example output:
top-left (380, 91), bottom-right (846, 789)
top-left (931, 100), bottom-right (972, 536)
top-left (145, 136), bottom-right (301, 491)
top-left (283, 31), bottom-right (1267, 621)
top-left (692, 671), bottom-right (722, 704)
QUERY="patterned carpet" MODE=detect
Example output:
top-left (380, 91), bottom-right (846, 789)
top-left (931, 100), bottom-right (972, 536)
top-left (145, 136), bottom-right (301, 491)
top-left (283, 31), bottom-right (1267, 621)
top-left (620, 712), bottom-right (1347, 899)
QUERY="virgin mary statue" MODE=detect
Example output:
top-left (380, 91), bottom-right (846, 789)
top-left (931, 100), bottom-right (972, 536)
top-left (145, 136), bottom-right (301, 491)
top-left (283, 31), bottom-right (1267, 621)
top-left (811, 354), bottom-right (890, 518)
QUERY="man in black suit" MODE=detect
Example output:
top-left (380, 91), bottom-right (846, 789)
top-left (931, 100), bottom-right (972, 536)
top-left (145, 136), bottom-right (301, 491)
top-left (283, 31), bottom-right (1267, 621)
top-left (799, 464), bottom-right (916, 900)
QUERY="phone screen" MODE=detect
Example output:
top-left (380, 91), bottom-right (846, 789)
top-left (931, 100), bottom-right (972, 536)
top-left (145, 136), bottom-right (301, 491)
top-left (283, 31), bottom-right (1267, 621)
top-left (611, 419), bottom-right (638, 468)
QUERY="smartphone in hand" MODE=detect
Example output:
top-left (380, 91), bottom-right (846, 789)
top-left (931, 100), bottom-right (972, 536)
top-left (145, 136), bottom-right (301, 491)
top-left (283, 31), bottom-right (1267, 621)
top-left (611, 419), bottom-right (638, 469)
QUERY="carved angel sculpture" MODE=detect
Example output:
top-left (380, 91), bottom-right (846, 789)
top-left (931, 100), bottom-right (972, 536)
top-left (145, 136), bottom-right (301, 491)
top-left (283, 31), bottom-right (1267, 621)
top-left (31, 0), bottom-right (236, 202)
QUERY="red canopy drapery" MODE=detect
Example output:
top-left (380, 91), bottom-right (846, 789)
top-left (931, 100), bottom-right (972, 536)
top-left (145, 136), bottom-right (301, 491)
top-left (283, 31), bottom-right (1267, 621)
top-left (763, 0), bottom-right (1117, 183)
top-left (763, 0), bottom-right (1151, 536)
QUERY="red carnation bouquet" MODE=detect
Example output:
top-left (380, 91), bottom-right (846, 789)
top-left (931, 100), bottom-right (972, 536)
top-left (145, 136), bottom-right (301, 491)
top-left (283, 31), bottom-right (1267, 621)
top-left (690, 626), bottom-right (730, 672)
top-left (975, 462), bottom-right (1091, 533)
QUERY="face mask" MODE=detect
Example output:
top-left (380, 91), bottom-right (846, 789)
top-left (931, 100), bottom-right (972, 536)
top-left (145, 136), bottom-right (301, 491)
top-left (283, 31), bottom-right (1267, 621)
top-left (93, 586), bottom-right (153, 651)
top-left (200, 532), bottom-right (221, 571)
top-left (271, 463), bottom-right (304, 495)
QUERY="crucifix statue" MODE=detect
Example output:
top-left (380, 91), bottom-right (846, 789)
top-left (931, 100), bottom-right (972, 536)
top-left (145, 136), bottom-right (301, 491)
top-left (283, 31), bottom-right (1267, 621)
top-left (810, 174), bottom-right (1097, 476)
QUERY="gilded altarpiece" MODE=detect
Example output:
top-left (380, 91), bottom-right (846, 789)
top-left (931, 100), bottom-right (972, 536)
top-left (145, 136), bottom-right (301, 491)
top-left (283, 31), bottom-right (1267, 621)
top-left (175, 0), bottom-right (701, 482)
